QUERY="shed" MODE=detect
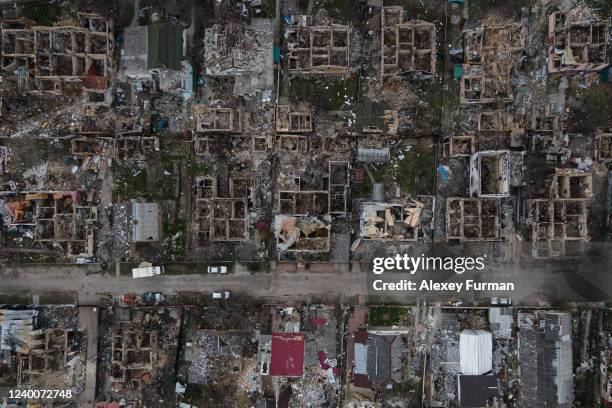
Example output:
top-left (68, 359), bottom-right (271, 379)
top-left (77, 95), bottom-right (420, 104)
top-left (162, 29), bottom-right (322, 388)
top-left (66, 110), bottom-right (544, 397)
top-left (132, 202), bottom-right (161, 242)
top-left (123, 23), bottom-right (184, 74)
top-left (459, 330), bottom-right (492, 375)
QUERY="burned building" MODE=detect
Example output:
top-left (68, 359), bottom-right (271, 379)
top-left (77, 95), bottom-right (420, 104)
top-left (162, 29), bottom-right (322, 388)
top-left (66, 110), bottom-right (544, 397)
top-left (195, 177), bottom-right (250, 244)
top-left (194, 105), bottom-right (243, 133)
top-left (380, 6), bottom-right (436, 78)
top-left (461, 22), bottom-right (524, 104)
top-left (525, 198), bottom-right (588, 257)
top-left (111, 330), bottom-right (158, 383)
top-left (0, 145), bottom-right (7, 175)
top-left (3, 191), bottom-right (97, 258)
top-left (469, 151), bottom-right (510, 198)
top-left (276, 104), bottom-right (313, 133)
top-left (0, 13), bottom-right (113, 96)
top-left (443, 135), bottom-right (475, 157)
top-left (285, 23), bottom-right (350, 75)
top-left (548, 10), bottom-right (609, 74)
top-left (446, 198), bottom-right (500, 241)
top-left (595, 131), bottom-right (612, 161)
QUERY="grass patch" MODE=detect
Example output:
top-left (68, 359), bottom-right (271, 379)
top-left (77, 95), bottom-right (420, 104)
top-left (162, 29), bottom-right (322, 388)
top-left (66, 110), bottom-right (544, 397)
top-left (568, 83), bottom-right (612, 133)
top-left (366, 146), bottom-right (435, 195)
top-left (313, 0), bottom-right (364, 24)
top-left (38, 292), bottom-right (77, 305)
top-left (395, 147), bottom-right (436, 195)
top-left (186, 161), bottom-right (212, 178)
top-left (0, 292), bottom-right (31, 305)
top-left (369, 306), bottom-right (410, 326)
top-left (23, 4), bottom-right (61, 25)
top-left (164, 263), bottom-right (211, 275)
top-left (119, 262), bottom-right (139, 276)
top-left (168, 291), bottom-right (211, 305)
top-left (353, 180), bottom-right (373, 198)
top-left (255, 0), bottom-right (276, 18)
top-left (289, 76), bottom-right (358, 111)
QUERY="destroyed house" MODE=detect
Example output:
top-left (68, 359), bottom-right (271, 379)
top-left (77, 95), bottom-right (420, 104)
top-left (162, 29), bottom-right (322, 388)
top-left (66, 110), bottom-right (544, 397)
top-left (548, 11), bottom-right (609, 74)
top-left (274, 215), bottom-right (330, 253)
top-left (0, 13), bottom-right (113, 95)
top-left (4, 192), bottom-right (97, 257)
top-left (461, 22), bottom-right (524, 104)
top-left (194, 105), bottom-right (243, 133)
top-left (203, 19), bottom-right (274, 95)
top-left (551, 169), bottom-right (592, 200)
top-left (595, 132), bottom-right (612, 161)
top-left (446, 198), bottom-right (500, 241)
top-left (285, 24), bottom-right (350, 75)
top-left (469, 151), bottom-right (510, 198)
top-left (380, 7), bottom-right (436, 78)
top-left (278, 161), bottom-right (350, 216)
top-left (0, 145), bottom-right (7, 175)
top-left (16, 328), bottom-right (76, 385)
top-left (111, 329), bottom-right (158, 383)
top-left (276, 104), bottom-right (312, 133)
top-left (443, 135), bottom-right (475, 157)
top-left (195, 177), bottom-right (249, 243)
top-left (525, 198), bottom-right (588, 258)
top-left (354, 101), bottom-right (399, 135)
top-left (359, 198), bottom-right (434, 241)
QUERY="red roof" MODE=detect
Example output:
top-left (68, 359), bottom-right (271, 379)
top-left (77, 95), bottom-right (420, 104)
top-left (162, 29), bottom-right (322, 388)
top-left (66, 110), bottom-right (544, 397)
top-left (310, 318), bottom-right (327, 326)
top-left (95, 403), bottom-right (120, 408)
top-left (270, 332), bottom-right (305, 377)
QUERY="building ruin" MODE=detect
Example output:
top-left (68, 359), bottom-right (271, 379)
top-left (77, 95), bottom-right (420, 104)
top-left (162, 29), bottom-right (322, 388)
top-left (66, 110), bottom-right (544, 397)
top-left (3, 191), bottom-right (97, 257)
top-left (380, 6), bottom-right (436, 78)
top-left (285, 23), bottom-right (350, 75)
top-left (446, 198), bottom-right (500, 241)
top-left (195, 177), bottom-right (250, 244)
top-left (0, 13), bottom-right (113, 96)
top-left (461, 21), bottom-right (524, 104)
top-left (548, 10), bottom-right (609, 74)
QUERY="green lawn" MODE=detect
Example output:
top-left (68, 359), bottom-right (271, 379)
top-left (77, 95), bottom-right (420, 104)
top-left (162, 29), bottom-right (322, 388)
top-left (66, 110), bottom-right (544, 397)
top-left (369, 306), bottom-right (411, 326)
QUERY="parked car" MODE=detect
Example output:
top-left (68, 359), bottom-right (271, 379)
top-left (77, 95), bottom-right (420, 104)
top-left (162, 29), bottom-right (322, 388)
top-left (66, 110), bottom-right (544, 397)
top-left (207, 265), bottom-right (228, 274)
top-left (491, 297), bottom-right (512, 306)
top-left (143, 292), bottom-right (165, 304)
top-left (211, 291), bottom-right (231, 299)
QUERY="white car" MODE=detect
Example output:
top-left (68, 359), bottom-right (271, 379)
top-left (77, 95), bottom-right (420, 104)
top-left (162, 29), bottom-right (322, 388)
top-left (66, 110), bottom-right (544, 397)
top-left (207, 265), bottom-right (228, 274)
top-left (211, 291), bottom-right (231, 300)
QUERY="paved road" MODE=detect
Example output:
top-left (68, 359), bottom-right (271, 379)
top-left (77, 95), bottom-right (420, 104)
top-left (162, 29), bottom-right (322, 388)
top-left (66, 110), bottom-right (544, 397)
top-left (77, 307), bottom-right (98, 407)
top-left (0, 258), bottom-right (611, 306)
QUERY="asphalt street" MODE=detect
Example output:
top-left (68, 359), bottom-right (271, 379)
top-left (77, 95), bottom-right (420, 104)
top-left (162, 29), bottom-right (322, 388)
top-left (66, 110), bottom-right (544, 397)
top-left (0, 258), bottom-right (610, 306)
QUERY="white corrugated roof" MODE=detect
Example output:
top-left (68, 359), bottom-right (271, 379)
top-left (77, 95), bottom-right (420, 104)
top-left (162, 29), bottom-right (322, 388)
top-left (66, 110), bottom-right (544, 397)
top-left (459, 330), bottom-right (492, 375)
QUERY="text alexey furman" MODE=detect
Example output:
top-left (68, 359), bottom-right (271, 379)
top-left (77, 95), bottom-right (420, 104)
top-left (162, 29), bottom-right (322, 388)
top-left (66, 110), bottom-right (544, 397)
top-left (370, 254), bottom-right (515, 293)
